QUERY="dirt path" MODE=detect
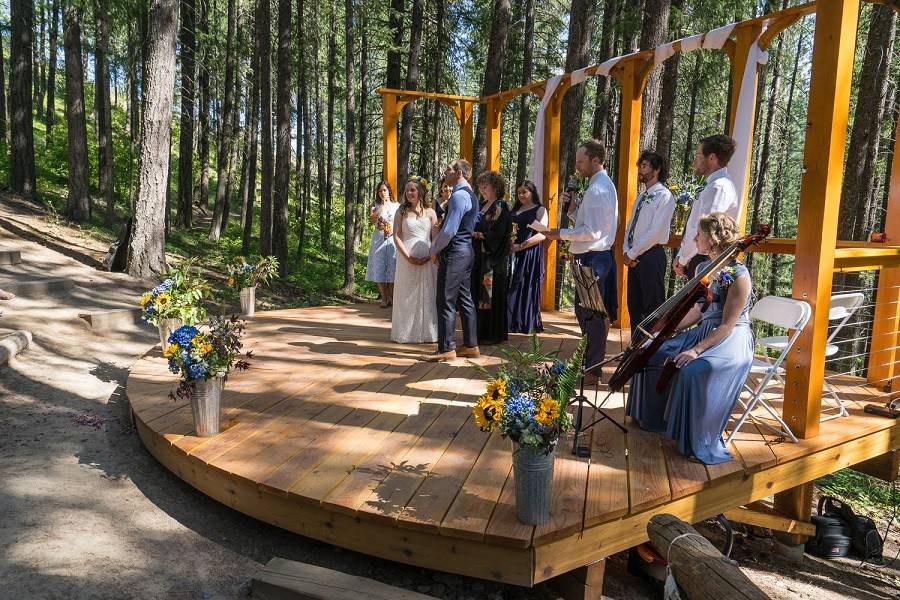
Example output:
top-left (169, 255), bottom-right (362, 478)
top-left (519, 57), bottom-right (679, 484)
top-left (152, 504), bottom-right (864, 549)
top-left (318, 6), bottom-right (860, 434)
top-left (0, 198), bottom-right (898, 599)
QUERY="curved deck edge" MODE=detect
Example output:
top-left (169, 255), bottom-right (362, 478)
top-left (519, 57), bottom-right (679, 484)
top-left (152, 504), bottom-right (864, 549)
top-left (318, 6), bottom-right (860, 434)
top-left (133, 411), bottom-right (536, 587)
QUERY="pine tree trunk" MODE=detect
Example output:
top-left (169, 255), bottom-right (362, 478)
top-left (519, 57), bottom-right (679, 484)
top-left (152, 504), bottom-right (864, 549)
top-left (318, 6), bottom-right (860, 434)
top-left (258, 0), bottom-right (274, 255)
top-left (398, 0), bottom-right (423, 187)
top-left (176, 0), bottom-right (196, 228)
top-left (654, 0), bottom-right (683, 159)
top-left (472, 0), bottom-right (510, 175)
top-left (681, 55), bottom-right (702, 174)
top-left (128, 0), bottom-right (179, 277)
top-left (385, 0), bottom-right (403, 89)
top-left (95, 0), bottom-right (116, 226)
top-left (297, 0), bottom-right (312, 259)
top-left (37, 0), bottom-right (46, 118)
top-left (197, 0), bottom-right (211, 209)
top-left (638, 0), bottom-right (670, 150)
top-left (559, 0), bottom-right (596, 192)
top-left (515, 0), bottom-right (535, 185)
top-left (242, 32), bottom-right (260, 254)
top-left (324, 0), bottom-right (336, 250)
top-left (355, 7), bottom-right (368, 251)
top-left (221, 7), bottom-right (243, 237)
top-left (10, 0), bottom-right (37, 198)
top-left (128, 19), bottom-right (140, 207)
top-left (314, 4), bottom-right (327, 250)
top-left (343, 0), bottom-right (356, 291)
top-left (45, 0), bottom-right (58, 136)
top-left (208, 0), bottom-right (238, 241)
top-left (591, 0), bottom-right (618, 145)
top-left (272, 0), bottom-right (291, 273)
top-left (63, 3), bottom-right (91, 221)
top-left (839, 4), bottom-right (897, 241)
top-left (0, 14), bottom-right (7, 142)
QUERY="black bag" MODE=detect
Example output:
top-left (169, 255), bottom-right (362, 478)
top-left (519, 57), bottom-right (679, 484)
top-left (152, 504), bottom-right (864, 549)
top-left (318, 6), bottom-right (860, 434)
top-left (807, 496), bottom-right (884, 560)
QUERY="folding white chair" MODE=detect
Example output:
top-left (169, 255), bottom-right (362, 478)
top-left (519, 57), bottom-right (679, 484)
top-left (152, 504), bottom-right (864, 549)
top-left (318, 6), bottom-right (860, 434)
top-left (757, 292), bottom-right (864, 417)
top-left (727, 296), bottom-right (811, 444)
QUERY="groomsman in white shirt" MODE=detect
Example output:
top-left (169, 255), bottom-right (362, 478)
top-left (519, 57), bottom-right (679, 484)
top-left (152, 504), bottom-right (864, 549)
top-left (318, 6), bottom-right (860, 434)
top-left (673, 134), bottom-right (739, 278)
top-left (545, 139), bottom-right (618, 383)
top-left (623, 151), bottom-right (675, 337)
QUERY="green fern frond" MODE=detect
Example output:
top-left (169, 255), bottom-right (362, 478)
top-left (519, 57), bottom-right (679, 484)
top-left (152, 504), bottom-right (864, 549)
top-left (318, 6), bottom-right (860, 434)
top-left (557, 336), bottom-right (587, 412)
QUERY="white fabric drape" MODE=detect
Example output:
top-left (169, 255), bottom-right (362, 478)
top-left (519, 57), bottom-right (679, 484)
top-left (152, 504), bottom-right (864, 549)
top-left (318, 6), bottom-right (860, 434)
top-left (528, 75), bottom-right (563, 199)
top-left (729, 40), bottom-right (768, 200)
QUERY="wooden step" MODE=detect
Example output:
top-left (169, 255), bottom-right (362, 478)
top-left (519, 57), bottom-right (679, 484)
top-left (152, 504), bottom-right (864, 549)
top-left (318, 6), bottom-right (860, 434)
top-left (0, 277), bottom-right (74, 296)
top-left (251, 557), bottom-right (438, 600)
top-left (0, 330), bottom-right (32, 366)
top-left (79, 307), bottom-right (149, 330)
top-left (0, 250), bottom-right (22, 265)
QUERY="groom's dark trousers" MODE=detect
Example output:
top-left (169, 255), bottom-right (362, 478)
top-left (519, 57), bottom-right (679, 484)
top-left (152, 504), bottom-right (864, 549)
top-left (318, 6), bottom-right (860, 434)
top-left (436, 246), bottom-right (477, 352)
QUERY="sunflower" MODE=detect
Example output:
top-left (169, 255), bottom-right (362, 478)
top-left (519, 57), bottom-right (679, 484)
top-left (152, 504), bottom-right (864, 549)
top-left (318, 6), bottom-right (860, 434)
top-left (227, 276), bottom-right (235, 287)
top-left (535, 395), bottom-right (560, 427)
top-left (155, 293), bottom-right (172, 309)
top-left (485, 378), bottom-right (508, 403)
top-left (139, 292), bottom-right (152, 307)
top-left (473, 393), bottom-right (505, 431)
top-left (197, 342), bottom-right (213, 355)
top-left (163, 343), bottom-right (179, 358)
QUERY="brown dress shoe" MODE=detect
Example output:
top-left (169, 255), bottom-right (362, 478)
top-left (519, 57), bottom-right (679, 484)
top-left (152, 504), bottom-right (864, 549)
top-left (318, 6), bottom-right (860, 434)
top-left (424, 350), bottom-right (457, 362)
top-left (456, 346), bottom-right (481, 358)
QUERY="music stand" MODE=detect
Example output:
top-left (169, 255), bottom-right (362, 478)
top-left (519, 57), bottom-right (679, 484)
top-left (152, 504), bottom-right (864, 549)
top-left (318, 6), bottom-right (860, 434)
top-left (569, 261), bottom-right (628, 457)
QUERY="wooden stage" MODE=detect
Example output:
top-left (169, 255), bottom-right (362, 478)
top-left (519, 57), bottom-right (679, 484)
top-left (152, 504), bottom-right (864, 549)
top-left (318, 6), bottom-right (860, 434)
top-left (127, 304), bottom-right (900, 588)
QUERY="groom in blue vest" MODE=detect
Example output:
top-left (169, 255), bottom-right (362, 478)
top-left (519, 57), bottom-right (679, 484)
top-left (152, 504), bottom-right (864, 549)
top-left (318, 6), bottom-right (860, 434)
top-left (424, 159), bottom-right (480, 362)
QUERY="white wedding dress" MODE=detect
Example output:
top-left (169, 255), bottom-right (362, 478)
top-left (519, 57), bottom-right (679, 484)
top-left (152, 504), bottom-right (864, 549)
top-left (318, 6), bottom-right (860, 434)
top-left (391, 212), bottom-right (438, 343)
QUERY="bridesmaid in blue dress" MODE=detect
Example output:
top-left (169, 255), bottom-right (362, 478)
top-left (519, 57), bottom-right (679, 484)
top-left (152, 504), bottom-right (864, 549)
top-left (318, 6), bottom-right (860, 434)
top-left (626, 212), bottom-right (754, 464)
top-left (508, 180), bottom-right (547, 333)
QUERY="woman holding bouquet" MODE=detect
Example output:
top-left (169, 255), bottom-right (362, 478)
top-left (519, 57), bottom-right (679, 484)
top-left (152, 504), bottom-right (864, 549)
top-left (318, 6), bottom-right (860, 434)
top-left (391, 177), bottom-right (439, 344)
top-left (508, 180), bottom-right (546, 334)
top-left (472, 170), bottom-right (512, 345)
top-left (366, 181), bottom-right (400, 308)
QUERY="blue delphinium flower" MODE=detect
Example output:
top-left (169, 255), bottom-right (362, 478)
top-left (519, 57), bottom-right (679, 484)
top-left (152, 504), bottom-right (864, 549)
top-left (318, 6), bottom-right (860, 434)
top-left (551, 360), bottom-right (566, 376)
top-left (169, 325), bottom-right (199, 347)
top-left (187, 362), bottom-right (209, 380)
top-left (242, 263), bottom-right (253, 273)
top-left (152, 279), bottom-right (174, 294)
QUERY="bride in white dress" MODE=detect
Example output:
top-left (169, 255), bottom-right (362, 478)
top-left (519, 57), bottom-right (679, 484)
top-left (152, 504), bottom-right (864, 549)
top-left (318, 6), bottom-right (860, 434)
top-left (391, 178), bottom-right (439, 344)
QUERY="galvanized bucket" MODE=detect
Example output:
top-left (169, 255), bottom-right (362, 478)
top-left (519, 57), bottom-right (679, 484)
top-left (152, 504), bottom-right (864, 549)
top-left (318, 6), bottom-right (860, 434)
top-left (191, 376), bottom-right (224, 437)
top-left (512, 442), bottom-right (556, 525)
top-left (158, 318), bottom-right (183, 348)
top-left (240, 286), bottom-right (256, 317)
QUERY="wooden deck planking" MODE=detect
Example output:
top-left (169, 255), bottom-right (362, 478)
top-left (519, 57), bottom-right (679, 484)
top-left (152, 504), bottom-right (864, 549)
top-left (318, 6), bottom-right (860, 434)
top-left (625, 419), bottom-right (671, 513)
top-left (661, 437), bottom-right (709, 499)
top-left (532, 446), bottom-right (590, 545)
top-left (727, 419), bottom-right (778, 473)
top-left (584, 411), bottom-right (630, 526)
top-left (483, 470), bottom-right (535, 548)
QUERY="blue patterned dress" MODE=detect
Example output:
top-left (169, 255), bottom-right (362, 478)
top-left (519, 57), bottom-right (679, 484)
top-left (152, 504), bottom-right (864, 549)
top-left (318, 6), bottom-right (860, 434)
top-left (625, 261), bottom-right (754, 464)
top-left (365, 202), bottom-right (399, 283)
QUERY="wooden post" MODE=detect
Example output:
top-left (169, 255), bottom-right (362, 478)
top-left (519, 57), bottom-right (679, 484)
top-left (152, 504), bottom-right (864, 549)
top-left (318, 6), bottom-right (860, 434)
top-left (777, 0), bottom-right (860, 540)
top-left (867, 123), bottom-right (900, 393)
top-left (782, 0), bottom-right (859, 440)
top-left (727, 24), bottom-right (764, 230)
top-left (459, 100), bottom-right (475, 165)
top-left (541, 77), bottom-right (569, 311)
top-left (381, 92), bottom-right (401, 197)
top-left (545, 560), bottom-right (605, 600)
top-left (485, 97), bottom-right (503, 172)
top-left (612, 59), bottom-right (650, 331)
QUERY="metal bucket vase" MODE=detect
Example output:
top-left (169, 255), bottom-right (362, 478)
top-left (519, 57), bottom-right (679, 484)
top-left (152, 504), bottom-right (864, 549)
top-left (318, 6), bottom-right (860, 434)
top-left (158, 318), bottom-right (182, 347)
top-left (239, 286), bottom-right (256, 317)
top-left (190, 376), bottom-right (224, 437)
top-left (512, 442), bottom-right (556, 525)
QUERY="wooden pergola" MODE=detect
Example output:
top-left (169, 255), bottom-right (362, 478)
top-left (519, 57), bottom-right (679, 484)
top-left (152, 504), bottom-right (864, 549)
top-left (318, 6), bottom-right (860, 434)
top-left (380, 0), bottom-right (900, 537)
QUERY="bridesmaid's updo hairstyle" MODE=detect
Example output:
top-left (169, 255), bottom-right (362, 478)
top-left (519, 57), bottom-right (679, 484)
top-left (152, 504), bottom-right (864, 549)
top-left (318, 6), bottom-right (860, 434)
top-left (400, 176), bottom-right (431, 217)
top-left (374, 180), bottom-right (393, 205)
top-left (698, 212), bottom-right (740, 251)
top-left (475, 170), bottom-right (506, 201)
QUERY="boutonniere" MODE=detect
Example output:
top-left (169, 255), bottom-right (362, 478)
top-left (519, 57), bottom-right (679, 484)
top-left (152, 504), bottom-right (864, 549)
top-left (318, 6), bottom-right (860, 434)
top-left (715, 265), bottom-right (739, 288)
top-left (640, 192), bottom-right (656, 207)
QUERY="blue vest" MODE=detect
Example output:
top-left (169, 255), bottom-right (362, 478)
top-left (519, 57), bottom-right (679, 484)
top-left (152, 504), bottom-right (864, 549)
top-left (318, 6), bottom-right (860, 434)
top-left (445, 186), bottom-right (479, 253)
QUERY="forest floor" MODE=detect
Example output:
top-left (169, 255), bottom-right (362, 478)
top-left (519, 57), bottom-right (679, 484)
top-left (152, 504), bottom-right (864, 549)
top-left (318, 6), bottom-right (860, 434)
top-left (0, 194), bottom-right (898, 599)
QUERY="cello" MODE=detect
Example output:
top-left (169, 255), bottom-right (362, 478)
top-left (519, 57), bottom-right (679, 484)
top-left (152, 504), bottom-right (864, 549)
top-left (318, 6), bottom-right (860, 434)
top-left (606, 224), bottom-right (771, 393)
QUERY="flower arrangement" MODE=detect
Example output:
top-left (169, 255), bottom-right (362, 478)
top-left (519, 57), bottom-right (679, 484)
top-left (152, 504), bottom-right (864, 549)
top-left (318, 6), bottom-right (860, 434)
top-left (226, 256), bottom-right (280, 290)
top-left (164, 316), bottom-right (252, 400)
top-left (472, 336), bottom-right (586, 454)
top-left (139, 261), bottom-right (209, 326)
top-left (668, 176), bottom-right (705, 233)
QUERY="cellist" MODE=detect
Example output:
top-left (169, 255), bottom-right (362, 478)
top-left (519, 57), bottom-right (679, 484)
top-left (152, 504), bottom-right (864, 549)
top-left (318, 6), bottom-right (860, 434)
top-left (625, 213), bottom-right (754, 464)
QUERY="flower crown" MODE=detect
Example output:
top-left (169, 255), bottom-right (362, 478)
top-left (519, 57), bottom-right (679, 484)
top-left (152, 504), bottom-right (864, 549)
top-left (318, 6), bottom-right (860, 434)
top-left (409, 175), bottom-right (430, 192)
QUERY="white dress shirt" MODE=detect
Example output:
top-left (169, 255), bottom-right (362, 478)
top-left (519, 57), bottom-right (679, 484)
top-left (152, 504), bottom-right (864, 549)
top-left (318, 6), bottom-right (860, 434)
top-left (559, 169), bottom-right (618, 255)
top-left (677, 167), bottom-right (739, 263)
top-left (623, 181), bottom-right (675, 260)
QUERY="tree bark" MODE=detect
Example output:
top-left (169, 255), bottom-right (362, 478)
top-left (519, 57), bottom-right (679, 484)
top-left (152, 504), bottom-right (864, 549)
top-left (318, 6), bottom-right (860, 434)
top-left (297, 0), bottom-right (312, 258)
top-left (354, 3), bottom-right (368, 250)
top-left (63, 3), bottom-right (91, 221)
top-left (258, 0), bottom-right (274, 254)
top-left (429, 0), bottom-right (446, 178)
top-left (638, 0), bottom-right (671, 151)
top-left (324, 0), bottom-right (336, 249)
top-left (472, 0), bottom-right (511, 175)
top-left (45, 0), bottom-right (58, 136)
top-left (176, 0), bottom-right (197, 228)
top-left (208, 0), bottom-right (238, 241)
top-left (398, 0), bottom-right (423, 186)
top-left (681, 55), bottom-right (702, 175)
top-left (197, 0), bottom-right (211, 210)
top-left (128, 0), bottom-right (180, 277)
top-left (654, 0), bottom-right (683, 159)
top-left (242, 27), bottom-right (260, 254)
top-left (10, 0), bottom-right (37, 198)
top-left (96, 0), bottom-right (116, 226)
top-left (591, 0), bottom-right (618, 145)
top-left (515, 0), bottom-right (535, 185)
top-left (272, 0), bottom-right (291, 273)
top-left (37, 0), bottom-right (46, 118)
top-left (314, 2), bottom-right (327, 250)
top-left (343, 0), bottom-right (356, 291)
top-left (559, 0), bottom-right (596, 192)
top-left (385, 0), bottom-right (403, 89)
top-left (839, 4), bottom-right (897, 241)
top-left (0, 12), bottom-right (7, 142)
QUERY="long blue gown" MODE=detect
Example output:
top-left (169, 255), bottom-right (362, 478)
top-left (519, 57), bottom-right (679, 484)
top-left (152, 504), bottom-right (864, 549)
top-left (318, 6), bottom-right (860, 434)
top-left (625, 261), bottom-right (754, 464)
top-left (507, 205), bottom-right (544, 334)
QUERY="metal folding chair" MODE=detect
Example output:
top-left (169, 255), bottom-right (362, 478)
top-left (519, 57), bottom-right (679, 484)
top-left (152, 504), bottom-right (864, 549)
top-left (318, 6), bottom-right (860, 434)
top-left (728, 296), bottom-right (811, 444)
top-left (757, 292), bottom-right (864, 418)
